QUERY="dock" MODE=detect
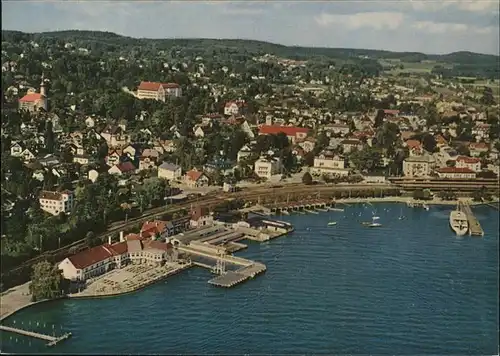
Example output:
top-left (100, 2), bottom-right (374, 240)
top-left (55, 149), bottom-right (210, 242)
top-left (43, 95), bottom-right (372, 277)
top-left (459, 200), bottom-right (484, 236)
top-left (0, 325), bottom-right (72, 347)
top-left (208, 263), bottom-right (267, 288)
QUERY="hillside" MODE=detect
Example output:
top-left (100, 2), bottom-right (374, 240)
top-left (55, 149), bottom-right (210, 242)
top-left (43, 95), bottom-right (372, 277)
top-left (2, 30), bottom-right (498, 78)
top-left (2, 30), bottom-right (497, 62)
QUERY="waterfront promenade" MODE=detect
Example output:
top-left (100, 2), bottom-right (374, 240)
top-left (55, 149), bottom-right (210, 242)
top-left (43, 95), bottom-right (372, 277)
top-left (0, 283), bottom-right (33, 321)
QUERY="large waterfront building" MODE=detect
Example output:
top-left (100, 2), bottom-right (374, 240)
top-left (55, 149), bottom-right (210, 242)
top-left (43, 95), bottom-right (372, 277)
top-left (58, 238), bottom-right (177, 282)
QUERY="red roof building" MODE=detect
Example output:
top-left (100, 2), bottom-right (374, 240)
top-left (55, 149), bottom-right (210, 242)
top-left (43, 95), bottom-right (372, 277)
top-left (436, 167), bottom-right (476, 179)
top-left (137, 81), bottom-right (182, 101)
top-left (258, 125), bottom-right (309, 144)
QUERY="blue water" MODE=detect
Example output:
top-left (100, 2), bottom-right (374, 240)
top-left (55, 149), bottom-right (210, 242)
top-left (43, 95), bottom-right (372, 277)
top-left (2, 203), bottom-right (498, 354)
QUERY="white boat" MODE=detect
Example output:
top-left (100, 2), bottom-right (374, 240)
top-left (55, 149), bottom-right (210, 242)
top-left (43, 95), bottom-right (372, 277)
top-left (367, 216), bottom-right (382, 228)
top-left (327, 222), bottom-right (337, 226)
top-left (449, 206), bottom-right (469, 236)
top-left (330, 208), bottom-right (344, 212)
top-left (423, 204), bottom-right (430, 211)
top-left (398, 207), bottom-right (406, 220)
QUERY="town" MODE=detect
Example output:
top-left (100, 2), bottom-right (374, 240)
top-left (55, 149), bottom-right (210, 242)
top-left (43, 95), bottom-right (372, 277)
top-left (1, 30), bottom-right (499, 305)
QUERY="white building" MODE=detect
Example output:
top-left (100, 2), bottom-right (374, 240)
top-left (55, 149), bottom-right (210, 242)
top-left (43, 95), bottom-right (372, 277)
top-left (136, 81), bottom-right (182, 102)
top-left (435, 167), bottom-right (476, 179)
top-left (158, 162), bottom-right (182, 181)
top-left (311, 150), bottom-right (349, 177)
top-left (254, 156), bottom-right (282, 179)
top-left (402, 155), bottom-right (436, 178)
top-left (39, 190), bottom-right (74, 216)
top-left (456, 156), bottom-right (481, 172)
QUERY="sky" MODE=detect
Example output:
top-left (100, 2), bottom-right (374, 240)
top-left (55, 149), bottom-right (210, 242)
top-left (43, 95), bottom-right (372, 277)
top-left (2, 0), bottom-right (499, 55)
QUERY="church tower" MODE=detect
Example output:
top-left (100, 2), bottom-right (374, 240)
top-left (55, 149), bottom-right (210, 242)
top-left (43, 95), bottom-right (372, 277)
top-left (40, 74), bottom-right (48, 111)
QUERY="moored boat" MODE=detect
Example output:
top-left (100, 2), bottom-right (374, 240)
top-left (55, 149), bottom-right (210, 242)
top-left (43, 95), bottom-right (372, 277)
top-left (449, 205), bottom-right (469, 236)
top-left (327, 222), bottom-right (337, 226)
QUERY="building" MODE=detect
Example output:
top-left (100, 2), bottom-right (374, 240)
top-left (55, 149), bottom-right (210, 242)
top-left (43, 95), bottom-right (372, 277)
top-left (311, 150), bottom-right (349, 177)
top-left (224, 100), bottom-right (247, 116)
top-left (469, 142), bottom-right (489, 157)
top-left (184, 169), bottom-right (210, 188)
top-left (136, 81), bottom-right (182, 101)
top-left (18, 78), bottom-right (48, 112)
top-left (58, 238), bottom-right (175, 282)
top-left (402, 155), bottom-right (436, 178)
top-left (108, 162), bottom-right (136, 176)
top-left (435, 167), bottom-right (476, 179)
top-left (258, 125), bottom-right (309, 144)
top-left (39, 190), bottom-right (74, 216)
top-left (456, 156), bottom-right (481, 172)
top-left (158, 162), bottom-right (182, 181)
top-left (237, 145), bottom-right (253, 162)
top-left (341, 139), bottom-right (363, 154)
top-left (323, 124), bottom-right (350, 137)
top-left (405, 139), bottom-right (423, 156)
top-left (190, 206), bottom-right (214, 228)
top-left (254, 156), bottom-right (282, 179)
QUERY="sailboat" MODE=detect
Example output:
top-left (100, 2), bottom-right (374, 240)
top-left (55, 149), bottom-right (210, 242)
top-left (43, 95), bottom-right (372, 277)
top-left (368, 216), bottom-right (382, 228)
top-left (398, 207), bottom-right (406, 220)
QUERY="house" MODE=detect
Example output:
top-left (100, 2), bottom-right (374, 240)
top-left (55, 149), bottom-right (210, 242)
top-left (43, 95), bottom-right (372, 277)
top-left (224, 100), bottom-right (247, 116)
top-left (136, 81), bottom-right (182, 101)
top-left (184, 169), bottom-right (210, 188)
top-left (237, 145), bottom-right (253, 162)
top-left (73, 154), bottom-right (92, 165)
top-left (258, 125), bottom-right (309, 144)
top-left (10, 142), bottom-right (25, 157)
top-left (341, 139), bottom-right (363, 154)
top-left (298, 137), bottom-right (316, 153)
top-left (88, 169), bottom-right (99, 183)
top-left (204, 157), bottom-right (234, 174)
top-left (101, 125), bottom-right (129, 147)
top-left (122, 144), bottom-right (138, 158)
top-left (193, 125), bottom-right (212, 138)
top-left (20, 148), bottom-right (36, 162)
top-left (472, 123), bottom-right (490, 140)
top-left (85, 116), bottom-right (95, 128)
top-left (311, 150), bottom-right (349, 177)
top-left (108, 162), bottom-right (136, 175)
top-left (402, 155), bottom-right (436, 178)
top-left (139, 156), bottom-right (158, 171)
top-left (323, 124), bottom-right (350, 137)
top-left (254, 156), bottom-right (282, 179)
top-left (106, 149), bottom-right (122, 166)
top-left (158, 162), bottom-right (182, 181)
top-left (456, 156), bottom-right (481, 172)
top-left (190, 206), bottom-right (214, 228)
top-left (140, 220), bottom-right (171, 240)
top-left (435, 167), bottom-right (476, 179)
top-left (405, 139), bottom-right (423, 156)
top-left (469, 142), bottom-right (489, 157)
top-left (39, 190), bottom-right (74, 216)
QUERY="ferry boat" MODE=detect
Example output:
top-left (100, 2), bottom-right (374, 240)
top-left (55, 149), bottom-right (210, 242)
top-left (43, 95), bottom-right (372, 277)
top-left (449, 206), bottom-right (469, 236)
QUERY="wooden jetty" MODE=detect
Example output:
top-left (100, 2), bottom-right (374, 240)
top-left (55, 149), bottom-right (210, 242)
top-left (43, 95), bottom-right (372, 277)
top-left (459, 201), bottom-right (484, 236)
top-left (0, 325), bottom-right (72, 347)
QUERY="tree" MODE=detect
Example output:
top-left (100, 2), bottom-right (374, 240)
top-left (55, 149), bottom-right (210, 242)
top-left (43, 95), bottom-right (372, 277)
top-left (302, 172), bottom-right (313, 185)
top-left (85, 231), bottom-right (100, 247)
top-left (29, 261), bottom-right (64, 302)
top-left (422, 134), bottom-right (437, 153)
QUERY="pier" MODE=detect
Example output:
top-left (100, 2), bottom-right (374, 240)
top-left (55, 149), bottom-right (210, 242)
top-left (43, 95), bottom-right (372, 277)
top-left (0, 325), bottom-right (72, 347)
top-left (265, 198), bottom-right (333, 215)
top-left (208, 263), bottom-right (267, 288)
top-left (459, 201), bottom-right (484, 236)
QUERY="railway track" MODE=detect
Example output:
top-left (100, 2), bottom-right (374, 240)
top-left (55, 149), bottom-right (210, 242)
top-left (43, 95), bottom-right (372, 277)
top-left (2, 183), bottom-right (396, 277)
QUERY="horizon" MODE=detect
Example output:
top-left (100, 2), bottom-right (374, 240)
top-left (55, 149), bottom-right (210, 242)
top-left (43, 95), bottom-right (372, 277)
top-left (2, 1), bottom-right (499, 56)
top-left (3, 28), bottom-right (500, 57)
